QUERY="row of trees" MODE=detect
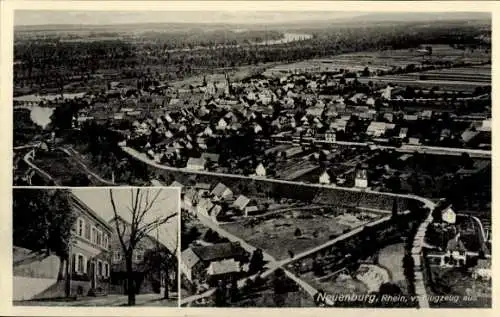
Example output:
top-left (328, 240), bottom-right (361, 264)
top-left (14, 20), bottom-right (489, 90)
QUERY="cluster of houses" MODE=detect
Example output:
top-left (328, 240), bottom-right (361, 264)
top-left (425, 205), bottom-right (491, 280)
top-left (49, 69), bottom-right (491, 178)
top-left (179, 181), bottom-right (261, 223)
top-left (181, 241), bottom-right (249, 288)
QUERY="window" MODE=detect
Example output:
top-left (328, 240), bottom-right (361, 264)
top-left (113, 251), bottom-right (121, 263)
top-left (91, 227), bottom-right (97, 244)
top-left (134, 250), bottom-right (144, 262)
top-left (78, 218), bottom-right (84, 237)
top-left (97, 230), bottom-right (102, 246)
top-left (103, 234), bottom-right (108, 250)
top-left (97, 260), bottom-right (103, 277)
top-left (76, 254), bottom-right (86, 273)
top-left (84, 222), bottom-right (91, 240)
top-left (104, 262), bottom-right (109, 277)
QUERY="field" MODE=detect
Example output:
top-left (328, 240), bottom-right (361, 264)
top-left (221, 209), bottom-right (366, 260)
top-left (265, 45), bottom-right (490, 75)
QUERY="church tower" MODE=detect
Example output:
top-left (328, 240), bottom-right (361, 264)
top-left (224, 73), bottom-right (231, 95)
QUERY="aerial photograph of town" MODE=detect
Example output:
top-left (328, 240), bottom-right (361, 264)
top-left (12, 187), bottom-right (179, 306)
top-left (11, 9), bottom-right (491, 308)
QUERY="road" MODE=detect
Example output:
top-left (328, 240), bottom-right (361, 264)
top-left (18, 144), bottom-right (114, 186)
top-left (122, 145), bottom-right (428, 202)
top-left (22, 148), bottom-right (59, 185)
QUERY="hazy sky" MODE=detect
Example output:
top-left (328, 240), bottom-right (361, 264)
top-left (72, 188), bottom-right (179, 252)
top-left (14, 11), bottom-right (364, 26)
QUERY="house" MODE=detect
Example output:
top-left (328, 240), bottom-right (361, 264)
top-left (108, 216), bottom-right (173, 295)
top-left (206, 259), bottom-right (241, 285)
top-left (366, 97), bottom-right (376, 107)
top-left (381, 86), bottom-right (394, 99)
top-left (354, 168), bottom-right (368, 188)
top-left (319, 170), bottom-right (331, 184)
top-left (232, 195), bottom-right (251, 211)
top-left (183, 188), bottom-right (199, 209)
top-left (461, 130), bottom-right (480, 144)
top-left (180, 248), bottom-right (203, 282)
top-left (210, 183), bottom-right (233, 201)
top-left (14, 194), bottom-right (113, 301)
top-left (151, 179), bottom-right (166, 186)
top-left (180, 242), bottom-right (248, 283)
top-left (444, 234), bottom-right (467, 266)
top-left (169, 181), bottom-right (184, 188)
top-left (200, 153), bottom-right (220, 164)
top-left (255, 163), bottom-right (266, 177)
top-left (209, 205), bottom-right (223, 223)
top-left (383, 113), bottom-right (394, 122)
top-left (186, 157), bottom-right (206, 171)
top-left (305, 106), bottom-right (323, 117)
top-left (203, 126), bottom-right (214, 137)
top-left (253, 123), bottom-right (263, 134)
top-left (441, 206), bottom-right (456, 224)
top-left (403, 114), bottom-right (419, 121)
top-left (440, 129), bottom-right (451, 140)
top-left (366, 122), bottom-right (395, 137)
top-left (196, 199), bottom-right (214, 218)
top-left (420, 110), bottom-right (433, 120)
top-left (399, 127), bottom-right (408, 139)
top-left (216, 118), bottom-right (228, 130)
top-left (13, 191), bottom-right (115, 301)
top-left (330, 119), bottom-right (348, 132)
top-left (478, 119), bottom-right (491, 132)
top-left (408, 137), bottom-right (420, 145)
top-left (325, 130), bottom-right (336, 143)
top-left (244, 206), bottom-right (260, 217)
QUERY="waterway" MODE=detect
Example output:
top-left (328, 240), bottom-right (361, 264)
top-left (28, 105), bottom-right (54, 129)
top-left (165, 32), bottom-right (312, 53)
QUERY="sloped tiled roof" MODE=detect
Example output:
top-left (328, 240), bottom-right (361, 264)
top-left (181, 247), bottom-right (201, 269)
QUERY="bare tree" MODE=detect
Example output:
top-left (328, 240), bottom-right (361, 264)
top-left (109, 188), bottom-right (177, 306)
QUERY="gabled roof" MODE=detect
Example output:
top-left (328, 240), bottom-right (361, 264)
top-left (70, 194), bottom-right (113, 232)
top-left (207, 259), bottom-right (240, 275)
top-left (201, 152), bottom-right (220, 162)
top-left (233, 195), bottom-right (251, 210)
top-left (186, 157), bottom-right (205, 167)
top-left (181, 247), bottom-right (201, 270)
top-left (169, 181), bottom-right (184, 188)
top-left (211, 183), bottom-right (232, 197)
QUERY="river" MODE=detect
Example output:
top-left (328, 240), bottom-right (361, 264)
top-left (21, 105), bottom-right (54, 129)
top-left (166, 32), bottom-right (312, 53)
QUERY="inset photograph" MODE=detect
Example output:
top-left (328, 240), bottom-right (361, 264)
top-left (13, 187), bottom-right (179, 307)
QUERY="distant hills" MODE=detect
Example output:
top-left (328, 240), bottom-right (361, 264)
top-left (15, 11), bottom-right (491, 32)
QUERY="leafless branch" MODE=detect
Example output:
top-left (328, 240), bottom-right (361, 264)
top-left (110, 189), bottom-right (129, 255)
